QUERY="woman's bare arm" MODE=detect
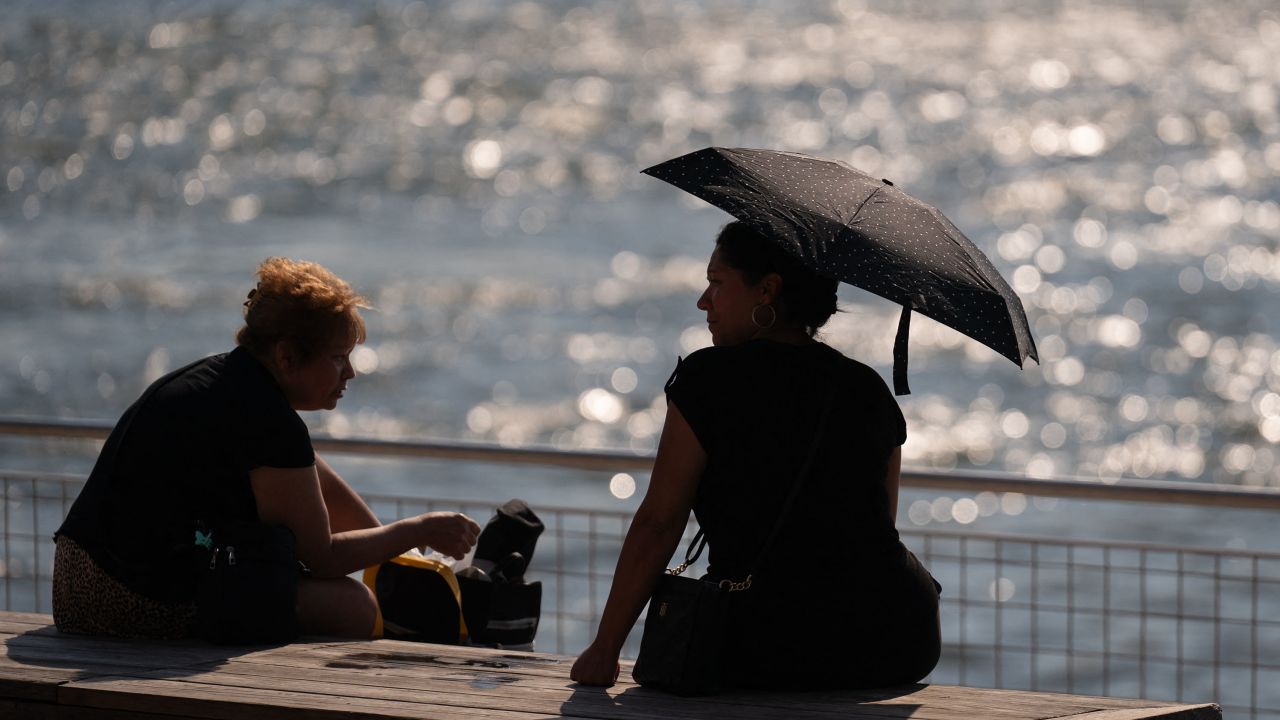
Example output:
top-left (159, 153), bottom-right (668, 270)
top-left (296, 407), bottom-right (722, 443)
top-left (885, 446), bottom-right (903, 521)
top-left (571, 402), bottom-right (706, 686)
top-left (315, 456), bottom-right (381, 532)
top-left (251, 465), bottom-right (479, 578)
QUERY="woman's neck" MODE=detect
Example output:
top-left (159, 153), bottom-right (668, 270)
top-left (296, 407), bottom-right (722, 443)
top-left (750, 325), bottom-right (815, 346)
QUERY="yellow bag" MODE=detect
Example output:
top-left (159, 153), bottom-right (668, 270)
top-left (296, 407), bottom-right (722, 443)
top-left (363, 552), bottom-right (469, 643)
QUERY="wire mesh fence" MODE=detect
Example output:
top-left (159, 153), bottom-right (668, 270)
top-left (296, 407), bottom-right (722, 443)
top-left (2, 470), bottom-right (1275, 719)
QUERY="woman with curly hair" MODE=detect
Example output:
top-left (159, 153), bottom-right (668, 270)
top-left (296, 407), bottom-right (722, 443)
top-left (54, 257), bottom-right (480, 641)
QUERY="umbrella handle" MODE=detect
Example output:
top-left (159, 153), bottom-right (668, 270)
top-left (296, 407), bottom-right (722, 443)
top-left (893, 305), bottom-right (911, 396)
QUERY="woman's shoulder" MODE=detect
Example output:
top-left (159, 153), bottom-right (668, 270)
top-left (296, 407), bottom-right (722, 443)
top-left (164, 349), bottom-right (295, 425)
top-left (670, 340), bottom-right (891, 389)
top-left (811, 343), bottom-right (896, 396)
top-left (147, 352), bottom-right (229, 400)
top-left (664, 345), bottom-right (730, 394)
top-left (676, 344), bottom-right (740, 368)
top-left (667, 342), bottom-right (779, 382)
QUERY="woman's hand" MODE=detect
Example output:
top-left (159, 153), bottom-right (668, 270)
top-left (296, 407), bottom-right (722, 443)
top-left (571, 641), bottom-right (622, 687)
top-left (417, 512), bottom-right (482, 560)
top-left (572, 402), bottom-right (705, 689)
top-left (253, 466), bottom-right (481, 577)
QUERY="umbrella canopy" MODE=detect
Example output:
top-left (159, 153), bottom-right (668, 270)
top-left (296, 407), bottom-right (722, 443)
top-left (642, 147), bottom-right (1038, 395)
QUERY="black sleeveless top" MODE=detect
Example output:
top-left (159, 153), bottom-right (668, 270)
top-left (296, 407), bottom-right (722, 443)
top-left (665, 339), bottom-right (907, 579)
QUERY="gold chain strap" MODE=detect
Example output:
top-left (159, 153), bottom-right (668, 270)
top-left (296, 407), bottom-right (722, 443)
top-left (667, 562), bottom-right (752, 592)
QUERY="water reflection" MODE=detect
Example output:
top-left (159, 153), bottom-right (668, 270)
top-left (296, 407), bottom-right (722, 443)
top-left (1, 0), bottom-right (1279, 491)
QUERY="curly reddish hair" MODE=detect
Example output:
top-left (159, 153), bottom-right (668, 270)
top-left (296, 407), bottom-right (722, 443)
top-left (236, 257), bottom-right (368, 362)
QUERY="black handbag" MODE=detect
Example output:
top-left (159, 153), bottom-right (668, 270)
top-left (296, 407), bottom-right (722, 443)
top-left (632, 400), bottom-right (834, 695)
top-left (631, 530), bottom-right (733, 695)
top-left (192, 520), bottom-right (301, 645)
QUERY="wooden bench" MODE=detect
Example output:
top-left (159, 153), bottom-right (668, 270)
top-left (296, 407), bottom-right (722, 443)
top-left (0, 611), bottom-right (1220, 719)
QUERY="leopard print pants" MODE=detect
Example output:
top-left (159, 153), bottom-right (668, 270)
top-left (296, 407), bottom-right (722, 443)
top-left (52, 535), bottom-right (195, 640)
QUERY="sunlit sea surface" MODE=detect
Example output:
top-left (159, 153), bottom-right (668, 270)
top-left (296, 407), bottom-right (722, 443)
top-left (2, 0), bottom-right (1279, 558)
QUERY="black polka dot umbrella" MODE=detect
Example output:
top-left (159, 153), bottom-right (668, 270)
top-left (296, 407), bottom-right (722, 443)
top-left (643, 147), bottom-right (1038, 394)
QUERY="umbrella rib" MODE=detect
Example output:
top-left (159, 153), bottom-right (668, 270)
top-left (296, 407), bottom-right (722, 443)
top-left (849, 183), bottom-right (885, 226)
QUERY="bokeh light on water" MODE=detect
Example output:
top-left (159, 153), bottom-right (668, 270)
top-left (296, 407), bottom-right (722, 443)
top-left (1, 0), bottom-right (1279, 495)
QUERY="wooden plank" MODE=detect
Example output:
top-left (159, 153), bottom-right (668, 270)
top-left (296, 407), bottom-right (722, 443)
top-left (234, 640), bottom-right (574, 682)
top-left (0, 611), bottom-right (57, 626)
top-left (60, 675), bottom-right (564, 720)
top-left (0, 612), bottom-right (340, 664)
top-left (0, 616), bottom-right (358, 710)
top-left (0, 612), bottom-right (1222, 720)
top-left (80, 670), bottom-right (705, 720)
top-left (57, 671), bottom-right (1222, 720)
top-left (0, 634), bottom-right (263, 677)
top-left (0, 698), bottom-right (61, 720)
top-left (66, 658), bottom-right (1210, 720)
top-left (0, 660), bottom-right (76, 702)
top-left (132, 661), bottom-right (917, 720)
top-left (218, 653), bottom-right (1065, 720)
top-left (864, 684), bottom-right (1180, 714)
top-left (2, 696), bottom-right (213, 720)
top-left (237, 636), bottom-right (1145, 717)
top-left (0, 618), bottom-right (60, 635)
top-left (228, 640), bottom-right (1187, 718)
top-left (1062, 705), bottom-right (1223, 720)
top-left (224, 644), bottom-right (958, 719)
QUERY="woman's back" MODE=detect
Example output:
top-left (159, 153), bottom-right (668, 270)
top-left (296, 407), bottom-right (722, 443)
top-left (57, 348), bottom-right (315, 603)
top-left (665, 339), bottom-right (940, 688)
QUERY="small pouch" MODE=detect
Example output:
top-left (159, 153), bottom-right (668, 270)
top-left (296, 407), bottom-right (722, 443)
top-left (192, 521), bottom-right (300, 645)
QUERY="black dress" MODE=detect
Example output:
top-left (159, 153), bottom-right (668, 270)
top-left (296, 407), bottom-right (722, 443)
top-left (664, 339), bottom-right (940, 689)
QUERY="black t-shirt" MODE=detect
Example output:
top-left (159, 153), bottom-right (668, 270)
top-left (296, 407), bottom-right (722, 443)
top-left (56, 347), bottom-right (314, 603)
top-left (665, 340), bottom-right (939, 687)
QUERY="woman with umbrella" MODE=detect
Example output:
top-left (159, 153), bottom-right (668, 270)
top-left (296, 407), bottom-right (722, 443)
top-left (571, 220), bottom-right (942, 690)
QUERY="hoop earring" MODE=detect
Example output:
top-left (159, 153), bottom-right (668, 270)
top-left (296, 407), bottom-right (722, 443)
top-left (751, 303), bottom-right (777, 330)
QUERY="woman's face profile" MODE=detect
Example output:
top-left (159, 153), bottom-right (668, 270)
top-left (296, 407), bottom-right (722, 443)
top-left (696, 248), bottom-right (763, 347)
top-left (280, 339), bottom-right (357, 411)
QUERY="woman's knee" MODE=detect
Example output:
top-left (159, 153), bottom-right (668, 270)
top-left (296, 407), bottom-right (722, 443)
top-left (296, 576), bottom-right (378, 638)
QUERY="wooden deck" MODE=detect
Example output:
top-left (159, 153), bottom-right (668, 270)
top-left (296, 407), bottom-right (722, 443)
top-left (0, 611), bottom-right (1220, 720)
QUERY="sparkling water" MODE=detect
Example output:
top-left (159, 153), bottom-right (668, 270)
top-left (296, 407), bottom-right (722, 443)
top-left (1, 1), bottom-right (1278, 548)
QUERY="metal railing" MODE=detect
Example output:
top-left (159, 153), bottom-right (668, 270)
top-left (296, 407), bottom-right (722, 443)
top-left (5, 415), bottom-right (1279, 510)
top-left (2, 417), bottom-right (1278, 719)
